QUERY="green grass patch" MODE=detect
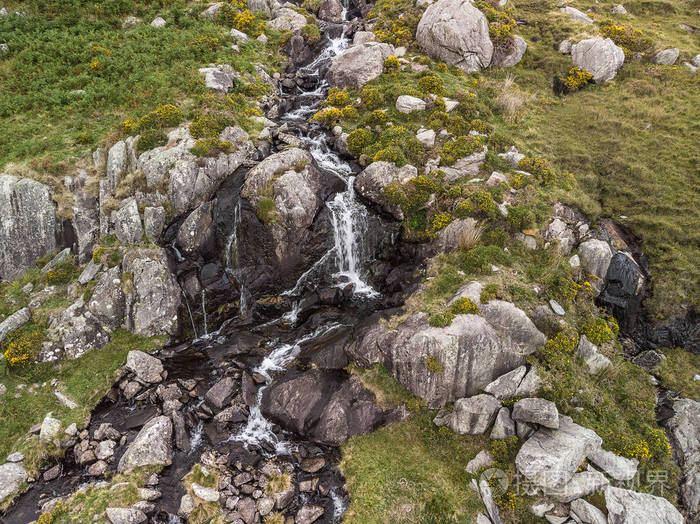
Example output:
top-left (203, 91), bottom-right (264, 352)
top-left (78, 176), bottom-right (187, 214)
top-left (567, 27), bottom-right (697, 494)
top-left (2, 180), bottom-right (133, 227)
top-left (656, 346), bottom-right (700, 399)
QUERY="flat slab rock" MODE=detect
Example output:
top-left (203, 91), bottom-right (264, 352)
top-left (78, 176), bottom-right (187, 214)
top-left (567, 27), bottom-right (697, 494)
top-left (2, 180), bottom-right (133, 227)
top-left (512, 397), bottom-right (559, 429)
top-left (515, 415), bottom-right (602, 491)
top-left (604, 486), bottom-right (683, 524)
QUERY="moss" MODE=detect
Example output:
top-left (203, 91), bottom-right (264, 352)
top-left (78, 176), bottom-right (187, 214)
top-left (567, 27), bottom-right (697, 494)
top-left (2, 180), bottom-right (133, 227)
top-left (265, 473), bottom-right (292, 494)
top-left (425, 355), bottom-right (445, 374)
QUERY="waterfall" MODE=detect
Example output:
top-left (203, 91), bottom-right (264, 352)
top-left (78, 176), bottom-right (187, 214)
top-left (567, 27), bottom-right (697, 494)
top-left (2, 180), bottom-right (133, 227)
top-left (200, 289), bottom-right (208, 336)
top-left (225, 198), bottom-right (251, 316)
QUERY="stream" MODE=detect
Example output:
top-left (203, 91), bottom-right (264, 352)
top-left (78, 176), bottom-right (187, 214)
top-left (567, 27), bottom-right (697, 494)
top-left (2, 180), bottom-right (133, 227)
top-left (1, 1), bottom-right (401, 522)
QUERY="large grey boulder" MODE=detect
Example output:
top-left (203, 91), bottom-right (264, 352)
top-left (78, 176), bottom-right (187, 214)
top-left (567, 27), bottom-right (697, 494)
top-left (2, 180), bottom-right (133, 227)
top-left (0, 307), bottom-right (31, 344)
top-left (491, 36), bottom-right (527, 68)
top-left (0, 462), bottom-right (28, 503)
top-left (554, 470), bottom-right (609, 503)
top-left (560, 6), bottom-right (593, 23)
top-left (266, 7), bottom-right (307, 32)
top-left (354, 162), bottom-right (417, 221)
top-left (112, 198), bottom-right (144, 245)
top-left (434, 394), bottom-right (500, 434)
top-left (571, 37), bottom-right (625, 83)
top-left (604, 486), bottom-right (684, 524)
top-left (512, 398), bottom-right (559, 428)
top-left (52, 299), bottom-right (110, 359)
top-left (242, 148), bottom-right (322, 265)
top-left (118, 416), bottom-right (173, 472)
top-left (666, 399), bottom-right (700, 516)
top-left (515, 415), bottom-right (602, 492)
top-left (143, 206), bottom-right (166, 241)
top-left (317, 0), bottom-right (343, 22)
top-left (125, 350), bottom-right (165, 384)
top-left (177, 200), bottom-right (214, 254)
top-left (198, 65), bottom-right (235, 94)
top-left (106, 507), bottom-right (147, 524)
top-left (441, 147), bottom-right (488, 182)
top-left (0, 175), bottom-right (57, 280)
top-left (490, 407), bottom-right (516, 439)
top-left (654, 48), bottom-right (679, 65)
top-left (438, 218), bottom-right (479, 251)
top-left (578, 239), bottom-right (613, 293)
top-left (587, 447), bottom-right (638, 481)
top-left (66, 170), bottom-right (100, 263)
top-left (327, 42), bottom-right (395, 89)
top-left (123, 248), bottom-right (181, 337)
top-left (347, 304), bottom-right (544, 407)
top-left (416, 0), bottom-right (493, 73)
top-left (570, 499), bottom-right (606, 524)
top-left (478, 300), bottom-right (547, 354)
top-left (88, 266), bottom-right (126, 330)
top-left (576, 335), bottom-right (611, 374)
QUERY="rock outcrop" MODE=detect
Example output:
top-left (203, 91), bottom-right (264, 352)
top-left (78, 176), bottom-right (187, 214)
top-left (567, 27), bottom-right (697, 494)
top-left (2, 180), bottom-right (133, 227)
top-left (118, 415), bottom-right (173, 473)
top-left (416, 0), bottom-right (493, 73)
top-left (604, 486), bottom-right (684, 523)
top-left (0, 175), bottom-right (57, 280)
top-left (666, 399), bottom-right (700, 518)
top-left (354, 162), bottom-right (417, 220)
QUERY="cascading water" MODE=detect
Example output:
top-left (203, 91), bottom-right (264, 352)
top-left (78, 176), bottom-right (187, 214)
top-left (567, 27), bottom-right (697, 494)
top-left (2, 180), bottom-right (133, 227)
top-left (225, 198), bottom-right (251, 316)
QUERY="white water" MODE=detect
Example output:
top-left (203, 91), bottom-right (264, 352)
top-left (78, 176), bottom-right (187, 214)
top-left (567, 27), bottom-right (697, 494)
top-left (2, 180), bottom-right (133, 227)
top-left (200, 289), bottom-right (208, 336)
top-left (330, 489), bottom-right (348, 522)
top-left (225, 198), bottom-right (251, 316)
top-left (231, 323), bottom-right (342, 454)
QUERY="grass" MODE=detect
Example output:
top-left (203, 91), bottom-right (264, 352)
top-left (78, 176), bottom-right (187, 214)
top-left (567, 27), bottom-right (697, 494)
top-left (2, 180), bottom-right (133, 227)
top-left (183, 463), bottom-right (224, 524)
top-left (341, 366), bottom-right (489, 523)
top-left (0, 329), bottom-right (163, 508)
top-left (656, 346), bottom-right (700, 399)
top-left (0, 0), bottom-right (283, 196)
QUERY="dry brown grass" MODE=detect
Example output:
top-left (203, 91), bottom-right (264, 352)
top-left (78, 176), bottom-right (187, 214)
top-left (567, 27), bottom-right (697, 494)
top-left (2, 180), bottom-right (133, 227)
top-left (457, 221), bottom-right (485, 252)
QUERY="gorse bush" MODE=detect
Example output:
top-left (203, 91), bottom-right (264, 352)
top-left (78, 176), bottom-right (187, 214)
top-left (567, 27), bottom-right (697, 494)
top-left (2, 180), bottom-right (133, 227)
top-left (441, 135), bottom-right (485, 165)
top-left (429, 311), bottom-right (455, 328)
top-left (581, 316), bottom-right (619, 345)
top-left (563, 67), bottom-right (593, 91)
top-left (2, 324), bottom-right (45, 369)
top-left (346, 128), bottom-right (374, 157)
top-left (517, 156), bottom-right (556, 185)
top-left (325, 87), bottom-right (350, 107)
top-left (450, 297), bottom-right (479, 315)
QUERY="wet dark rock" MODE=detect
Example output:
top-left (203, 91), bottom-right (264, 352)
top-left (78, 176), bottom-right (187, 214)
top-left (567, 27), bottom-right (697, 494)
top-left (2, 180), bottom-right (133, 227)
top-left (171, 411), bottom-right (190, 452)
top-left (205, 376), bottom-right (238, 410)
top-left (632, 349), bottom-right (664, 369)
top-left (600, 251), bottom-right (646, 332)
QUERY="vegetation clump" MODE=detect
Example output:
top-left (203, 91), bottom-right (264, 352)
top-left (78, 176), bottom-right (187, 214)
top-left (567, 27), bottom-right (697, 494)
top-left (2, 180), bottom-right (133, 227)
top-left (429, 311), bottom-right (455, 327)
top-left (449, 297), bottom-right (479, 315)
top-left (581, 316), bottom-right (619, 346)
top-left (441, 135), bottom-right (485, 166)
top-left (301, 24), bottom-right (321, 44)
top-left (425, 355), bottom-right (445, 374)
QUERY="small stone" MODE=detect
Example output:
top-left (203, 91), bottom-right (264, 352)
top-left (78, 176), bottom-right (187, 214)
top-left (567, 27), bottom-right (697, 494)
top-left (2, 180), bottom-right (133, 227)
top-left (530, 502), bottom-right (554, 517)
top-left (150, 16), bottom-right (166, 27)
top-left (569, 254), bottom-right (580, 267)
top-left (95, 440), bottom-right (117, 460)
top-left (396, 95), bottom-right (426, 113)
top-left (295, 504), bottom-right (324, 524)
top-left (40, 413), bottom-right (62, 442)
top-left (549, 299), bottom-right (565, 316)
top-left (43, 464), bottom-right (61, 481)
top-left (192, 483), bottom-right (219, 503)
top-left (490, 407), bottom-right (516, 440)
top-left (257, 496), bottom-right (274, 516)
top-left (611, 4), bottom-right (627, 14)
top-left (301, 457), bottom-right (326, 473)
top-left (87, 460), bottom-right (109, 476)
top-left (465, 450), bottom-right (494, 473)
top-left (654, 48), bottom-right (679, 65)
top-left (178, 494), bottom-right (195, 517)
top-left (6, 452), bottom-right (24, 463)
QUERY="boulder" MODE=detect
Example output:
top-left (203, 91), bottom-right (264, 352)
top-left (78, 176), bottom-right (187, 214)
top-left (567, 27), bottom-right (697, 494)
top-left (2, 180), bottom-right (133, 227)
top-left (52, 299), bottom-right (110, 359)
top-left (479, 479), bottom-right (504, 524)
top-left (40, 413), bottom-right (62, 442)
top-left (598, 252), bottom-right (645, 331)
top-left (483, 365), bottom-right (527, 399)
top-left (611, 4), bottom-right (627, 14)
top-left (199, 66), bottom-right (235, 94)
top-left (478, 300), bottom-right (547, 354)
top-left (150, 16), bottom-right (166, 27)
top-left (545, 218), bottom-right (576, 254)
top-left (0, 175), bottom-right (57, 280)
top-left (570, 498), bottom-right (606, 524)
top-left (205, 376), bottom-right (237, 410)
top-left (66, 170), bottom-right (100, 263)
top-left (560, 6), bottom-right (593, 23)
top-left (447, 281), bottom-right (482, 306)
top-left (666, 399), bottom-right (700, 515)
top-left (604, 486), bottom-right (683, 524)
top-left (416, 0), bottom-right (493, 72)
top-left (515, 415), bottom-right (602, 491)
top-left (491, 35), bottom-right (527, 68)
top-left (112, 198), bottom-right (144, 245)
top-left (512, 398), bottom-right (559, 429)
top-left (553, 470), bottom-right (609, 503)
top-left (126, 350), bottom-right (164, 384)
top-left (327, 42), bottom-right (395, 88)
top-left (578, 239), bottom-right (612, 293)
top-left (571, 37), bottom-right (625, 83)
top-left (437, 218), bottom-right (479, 251)
top-left (654, 48), bottom-right (679, 65)
top-left (177, 200), bottom-right (215, 254)
top-left (78, 260), bottom-right (102, 285)
top-left (88, 266), bottom-right (126, 330)
top-left (396, 95), bottom-right (427, 113)
top-left (266, 7), bottom-right (307, 32)
top-left (347, 307), bottom-right (544, 407)
top-left (0, 462), bottom-right (28, 503)
top-left (434, 394), bottom-right (500, 434)
top-left (317, 0), bottom-right (343, 22)
top-left (200, 2), bottom-right (223, 19)
top-left (576, 335), bottom-right (611, 375)
top-left (118, 416), bottom-right (173, 472)
top-left (296, 505), bottom-right (324, 524)
top-left (106, 507), bottom-right (147, 524)
top-left (587, 448), bottom-right (638, 481)
top-left (416, 128), bottom-right (436, 147)
top-left (354, 162), bottom-right (416, 220)
top-left (0, 307), bottom-right (31, 344)
top-left (353, 31), bottom-right (375, 46)
top-left (465, 450), bottom-right (494, 473)
top-left (498, 146), bottom-right (525, 167)
top-left (490, 407), bottom-right (516, 440)
top-left (261, 369), bottom-right (388, 445)
top-left (440, 147), bottom-right (488, 182)
top-left (143, 206), bottom-right (166, 241)
top-left (123, 248), bottom-right (181, 337)
top-left (192, 483), bottom-right (219, 502)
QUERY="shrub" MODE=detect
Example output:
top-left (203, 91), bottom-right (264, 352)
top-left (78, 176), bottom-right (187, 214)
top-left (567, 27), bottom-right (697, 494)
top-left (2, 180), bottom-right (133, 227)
top-left (46, 260), bottom-right (78, 285)
top-left (429, 311), bottom-right (455, 328)
top-left (373, 146), bottom-right (406, 165)
top-left (490, 436), bottom-right (519, 464)
top-left (581, 316), bottom-right (619, 346)
top-left (346, 128), bottom-right (374, 156)
top-left (480, 283), bottom-right (499, 303)
top-left (507, 205), bottom-right (537, 231)
top-left (311, 107), bottom-right (342, 126)
top-left (123, 104), bottom-right (183, 138)
top-left (383, 55), bottom-right (400, 73)
top-left (301, 24), bottom-right (321, 44)
top-left (473, 190), bottom-right (500, 218)
top-left (2, 324), bottom-right (45, 369)
top-left (489, 20), bottom-right (516, 48)
top-left (189, 114), bottom-right (231, 140)
top-left (426, 355), bottom-right (445, 374)
top-left (510, 171), bottom-right (532, 189)
top-left (360, 86), bottom-right (384, 109)
top-left (540, 332), bottom-right (578, 364)
top-left (453, 200), bottom-right (475, 218)
top-left (301, 0), bottom-right (321, 12)
top-left (367, 109), bottom-right (388, 126)
top-left (450, 297), bottom-right (479, 315)
top-left (441, 135), bottom-right (484, 166)
top-left (517, 157), bottom-right (556, 185)
top-left (600, 22), bottom-right (653, 57)
top-left (341, 105), bottom-right (358, 119)
top-left (563, 67), bottom-right (593, 91)
top-left (136, 128), bottom-right (167, 153)
top-left (459, 245), bottom-right (507, 274)
top-left (418, 74), bottom-right (445, 96)
top-left (469, 118), bottom-right (492, 134)
top-left (325, 87), bottom-right (350, 107)
top-left (190, 138), bottom-right (232, 157)
top-left (431, 212), bottom-right (453, 231)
